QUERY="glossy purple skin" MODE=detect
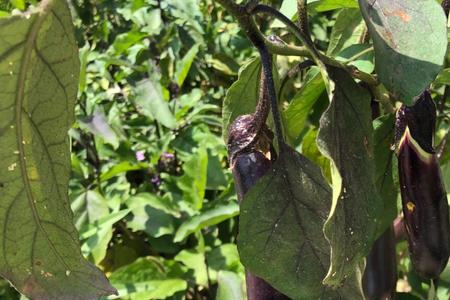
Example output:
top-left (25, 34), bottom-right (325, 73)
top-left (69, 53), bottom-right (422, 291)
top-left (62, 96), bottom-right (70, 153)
top-left (362, 226), bottom-right (397, 300)
top-left (398, 137), bottom-right (450, 279)
top-left (232, 152), bottom-right (290, 300)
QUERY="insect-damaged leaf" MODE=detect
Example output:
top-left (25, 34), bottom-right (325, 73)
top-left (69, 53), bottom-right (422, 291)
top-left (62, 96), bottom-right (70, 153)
top-left (238, 144), bottom-right (364, 299)
top-left (317, 67), bottom-right (382, 287)
top-left (0, 1), bottom-right (117, 299)
top-left (358, 0), bottom-right (447, 105)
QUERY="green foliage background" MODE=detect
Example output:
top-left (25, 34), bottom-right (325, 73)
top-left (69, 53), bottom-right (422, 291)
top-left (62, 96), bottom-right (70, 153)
top-left (0, 0), bottom-right (449, 299)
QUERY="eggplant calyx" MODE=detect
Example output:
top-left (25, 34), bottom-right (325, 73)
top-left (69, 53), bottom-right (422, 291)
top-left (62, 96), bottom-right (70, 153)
top-left (397, 126), bottom-right (433, 163)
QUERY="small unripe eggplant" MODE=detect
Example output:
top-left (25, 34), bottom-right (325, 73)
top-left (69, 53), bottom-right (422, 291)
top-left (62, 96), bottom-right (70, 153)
top-left (395, 90), bottom-right (450, 279)
top-left (362, 226), bottom-right (397, 300)
top-left (228, 114), bottom-right (289, 300)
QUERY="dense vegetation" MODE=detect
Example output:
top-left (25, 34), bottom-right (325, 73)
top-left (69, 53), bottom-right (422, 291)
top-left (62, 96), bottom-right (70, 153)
top-left (0, 0), bottom-right (449, 299)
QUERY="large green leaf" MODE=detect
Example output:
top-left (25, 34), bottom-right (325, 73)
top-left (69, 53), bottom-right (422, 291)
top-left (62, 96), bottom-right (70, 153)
top-left (327, 9), bottom-right (364, 56)
top-left (238, 144), bottom-right (363, 299)
top-left (358, 0), bottom-right (447, 104)
top-left (308, 0), bottom-right (358, 12)
top-left (0, 1), bottom-right (116, 299)
top-left (317, 67), bottom-right (382, 287)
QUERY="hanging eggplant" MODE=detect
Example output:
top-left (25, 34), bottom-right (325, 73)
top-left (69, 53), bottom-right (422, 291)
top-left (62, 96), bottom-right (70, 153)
top-left (362, 225), bottom-right (397, 300)
top-left (395, 90), bottom-right (450, 279)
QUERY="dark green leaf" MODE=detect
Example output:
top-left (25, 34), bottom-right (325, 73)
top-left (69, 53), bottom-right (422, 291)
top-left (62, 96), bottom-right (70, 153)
top-left (238, 144), bottom-right (363, 299)
top-left (317, 67), bottom-right (382, 287)
top-left (373, 114), bottom-right (397, 235)
top-left (358, 0), bottom-right (447, 104)
top-left (0, 1), bottom-right (116, 298)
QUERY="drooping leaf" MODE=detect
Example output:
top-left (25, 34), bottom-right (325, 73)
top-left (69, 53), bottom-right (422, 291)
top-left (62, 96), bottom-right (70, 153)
top-left (373, 114), bottom-right (397, 235)
top-left (327, 8), bottom-right (364, 56)
top-left (358, 0), bottom-right (447, 104)
top-left (174, 201), bottom-right (239, 242)
top-left (317, 67), bottom-right (383, 287)
top-left (238, 143), bottom-right (363, 299)
top-left (134, 78), bottom-right (177, 129)
top-left (283, 67), bottom-right (325, 144)
top-left (0, 1), bottom-right (116, 299)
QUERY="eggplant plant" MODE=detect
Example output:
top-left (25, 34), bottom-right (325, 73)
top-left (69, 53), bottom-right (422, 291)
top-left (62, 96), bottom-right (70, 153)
top-left (0, 0), bottom-right (450, 299)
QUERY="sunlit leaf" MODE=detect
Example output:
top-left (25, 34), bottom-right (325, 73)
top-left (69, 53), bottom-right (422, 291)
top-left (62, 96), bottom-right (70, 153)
top-left (327, 8), bottom-right (364, 56)
top-left (358, 0), bottom-right (447, 104)
top-left (0, 1), bottom-right (116, 298)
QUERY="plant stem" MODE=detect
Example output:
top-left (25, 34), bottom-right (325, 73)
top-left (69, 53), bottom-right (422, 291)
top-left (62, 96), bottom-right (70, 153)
top-left (217, 0), bottom-right (284, 146)
top-left (296, 0), bottom-right (311, 44)
top-left (343, 46), bottom-right (374, 63)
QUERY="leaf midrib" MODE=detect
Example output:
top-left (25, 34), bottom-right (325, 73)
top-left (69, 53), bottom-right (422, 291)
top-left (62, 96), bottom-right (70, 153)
top-left (14, 1), bottom-right (71, 272)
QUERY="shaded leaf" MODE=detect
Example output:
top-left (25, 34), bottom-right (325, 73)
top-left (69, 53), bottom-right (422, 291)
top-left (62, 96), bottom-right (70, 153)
top-left (126, 194), bottom-right (176, 238)
top-left (0, 1), bottom-right (116, 298)
top-left (108, 257), bottom-right (187, 300)
top-left (238, 144), bottom-right (363, 299)
top-left (358, 0), bottom-right (447, 104)
top-left (174, 201), bottom-right (239, 242)
top-left (175, 250), bottom-right (208, 286)
top-left (373, 114), bottom-right (397, 235)
top-left (317, 67), bottom-right (382, 287)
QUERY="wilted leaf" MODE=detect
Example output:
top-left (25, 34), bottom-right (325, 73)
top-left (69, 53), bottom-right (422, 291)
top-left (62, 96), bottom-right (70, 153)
top-left (0, 1), bottom-right (116, 299)
top-left (238, 144), bottom-right (363, 299)
top-left (358, 0), bottom-right (447, 104)
top-left (317, 67), bottom-right (382, 287)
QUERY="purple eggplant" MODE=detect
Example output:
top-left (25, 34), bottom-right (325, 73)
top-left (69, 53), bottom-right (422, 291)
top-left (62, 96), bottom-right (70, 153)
top-left (395, 90), bottom-right (450, 279)
top-left (362, 226), bottom-right (397, 300)
top-left (228, 97), bottom-right (289, 300)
